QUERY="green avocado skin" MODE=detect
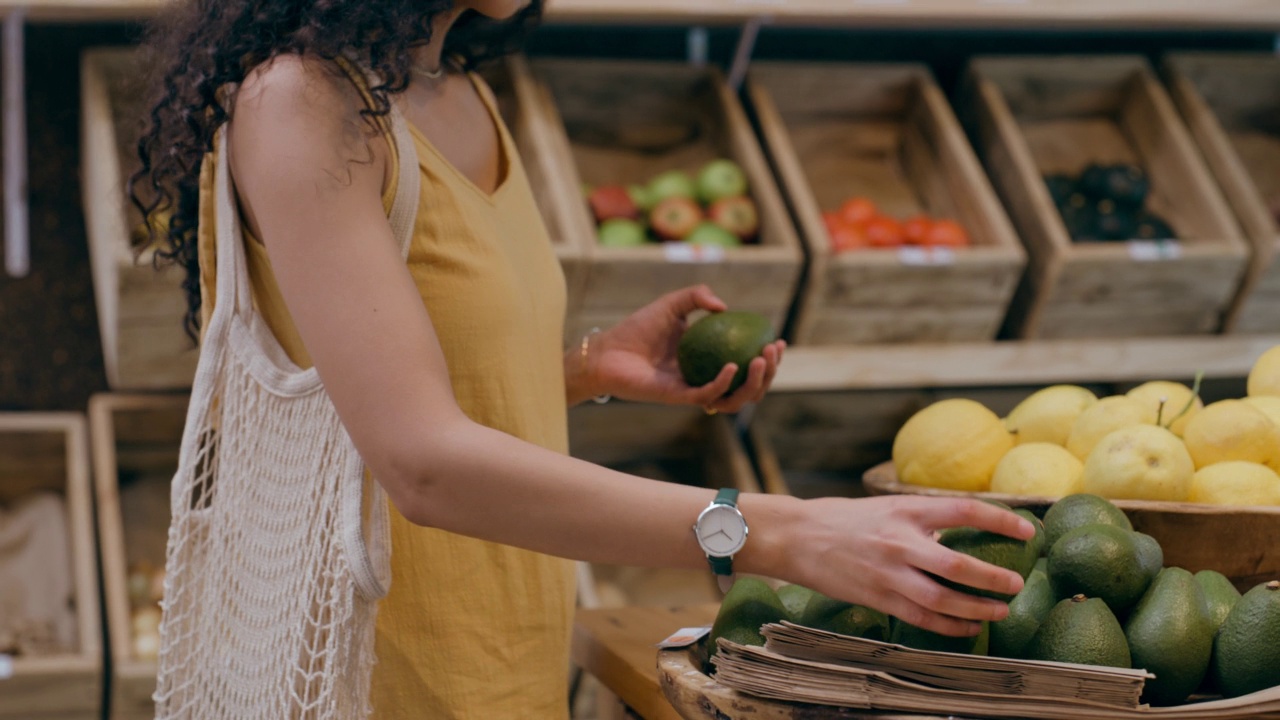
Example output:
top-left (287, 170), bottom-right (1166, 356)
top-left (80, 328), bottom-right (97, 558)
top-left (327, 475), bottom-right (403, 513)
top-left (1211, 581), bottom-right (1280, 698)
top-left (991, 569), bottom-right (1055, 659)
top-left (1124, 568), bottom-right (1214, 706)
top-left (677, 312), bottom-right (775, 392)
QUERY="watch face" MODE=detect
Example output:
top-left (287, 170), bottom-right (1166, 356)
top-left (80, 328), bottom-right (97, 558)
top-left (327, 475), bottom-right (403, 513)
top-left (695, 504), bottom-right (747, 557)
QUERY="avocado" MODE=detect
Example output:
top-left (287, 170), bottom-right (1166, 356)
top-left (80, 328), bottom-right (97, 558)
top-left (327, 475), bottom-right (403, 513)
top-left (1195, 570), bottom-right (1242, 633)
top-left (1043, 494), bottom-right (1132, 552)
top-left (1048, 524), bottom-right (1150, 615)
top-left (677, 311), bottom-right (776, 393)
top-left (776, 584), bottom-right (818, 623)
top-left (991, 568), bottom-right (1056, 659)
top-left (798, 592), bottom-right (890, 641)
top-left (891, 618), bottom-right (987, 655)
top-left (1079, 163), bottom-right (1150, 208)
top-left (933, 523), bottom-right (1038, 602)
top-left (1091, 199), bottom-right (1139, 242)
top-left (707, 577), bottom-right (788, 658)
top-left (1124, 568), bottom-right (1214, 705)
top-left (1044, 174), bottom-right (1078, 206)
top-left (1133, 532), bottom-right (1164, 588)
top-left (1026, 595), bottom-right (1131, 669)
top-left (1134, 211), bottom-right (1177, 241)
top-left (1034, 557), bottom-right (1048, 575)
top-left (1211, 580), bottom-right (1280, 698)
top-left (1017, 509), bottom-right (1047, 558)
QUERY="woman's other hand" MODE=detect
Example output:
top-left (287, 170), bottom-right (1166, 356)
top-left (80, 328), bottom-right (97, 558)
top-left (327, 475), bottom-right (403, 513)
top-left (567, 285), bottom-right (786, 412)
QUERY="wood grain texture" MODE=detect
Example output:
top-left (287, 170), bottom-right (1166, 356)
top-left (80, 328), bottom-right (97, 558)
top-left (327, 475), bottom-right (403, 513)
top-left (1164, 53), bottom-right (1280, 335)
top-left (0, 413), bottom-right (102, 720)
top-left (963, 55), bottom-right (1248, 340)
top-left (749, 62), bottom-right (1022, 346)
top-left (525, 58), bottom-right (803, 337)
top-left (864, 461), bottom-right (1280, 592)
top-left (89, 393), bottom-right (188, 720)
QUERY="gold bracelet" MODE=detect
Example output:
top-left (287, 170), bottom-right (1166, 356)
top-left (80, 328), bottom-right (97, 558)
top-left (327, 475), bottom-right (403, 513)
top-left (581, 327), bottom-right (611, 405)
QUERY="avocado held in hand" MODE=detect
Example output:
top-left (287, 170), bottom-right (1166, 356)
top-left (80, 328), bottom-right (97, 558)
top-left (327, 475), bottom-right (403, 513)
top-left (677, 311), bottom-right (775, 394)
top-left (929, 512), bottom-right (1040, 602)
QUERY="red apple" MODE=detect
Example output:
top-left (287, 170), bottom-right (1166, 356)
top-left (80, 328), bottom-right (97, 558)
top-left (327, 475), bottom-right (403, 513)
top-left (708, 196), bottom-right (760, 241)
top-left (649, 197), bottom-right (703, 241)
top-left (588, 185), bottom-right (639, 223)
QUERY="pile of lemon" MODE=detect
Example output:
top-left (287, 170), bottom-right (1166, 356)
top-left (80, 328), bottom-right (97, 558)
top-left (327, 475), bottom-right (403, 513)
top-left (893, 347), bottom-right (1280, 505)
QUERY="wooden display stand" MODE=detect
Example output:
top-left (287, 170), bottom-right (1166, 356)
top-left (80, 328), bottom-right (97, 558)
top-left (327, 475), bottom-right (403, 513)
top-left (1164, 53), bottom-right (1280, 334)
top-left (0, 414), bottom-right (101, 720)
top-left (962, 55), bottom-right (1248, 340)
top-left (81, 47), bottom-right (199, 391)
top-left (89, 392), bottom-right (187, 720)
top-left (749, 61), bottom-right (1023, 345)
top-left (524, 58), bottom-right (804, 345)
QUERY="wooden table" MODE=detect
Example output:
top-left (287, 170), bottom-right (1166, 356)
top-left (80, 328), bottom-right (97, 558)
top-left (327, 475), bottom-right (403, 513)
top-left (573, 604), bottom-right (720, 720)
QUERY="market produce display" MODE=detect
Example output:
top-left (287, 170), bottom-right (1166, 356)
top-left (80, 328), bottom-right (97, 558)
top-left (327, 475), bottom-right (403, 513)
top-left (588, 159), bottom-right (760, 248)
top-left (708, 493), bottom-right (1280, 706)
top-left (821, 196), bottom-right (971, 253)
top-left (1044, 163), bottom-right (1178, 243)
top-left (893, 346), bottom-right (1280, 505)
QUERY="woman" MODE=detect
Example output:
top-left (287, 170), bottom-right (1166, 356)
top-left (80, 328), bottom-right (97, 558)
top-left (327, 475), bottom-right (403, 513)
top-left (132, 0), bottom-right (1033, 717)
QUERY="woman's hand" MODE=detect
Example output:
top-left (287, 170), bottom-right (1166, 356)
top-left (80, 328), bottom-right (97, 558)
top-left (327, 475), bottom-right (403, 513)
top-left (567, 285), bottom-right (786, 412)
top-left (743, 495), bottom-right (1035, 637)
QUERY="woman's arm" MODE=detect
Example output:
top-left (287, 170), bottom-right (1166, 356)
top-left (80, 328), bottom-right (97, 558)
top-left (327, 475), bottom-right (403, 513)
top-left (228, 56), bottom-right (1032, 637)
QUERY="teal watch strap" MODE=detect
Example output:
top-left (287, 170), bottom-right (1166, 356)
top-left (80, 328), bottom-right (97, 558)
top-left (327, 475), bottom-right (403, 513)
top-left (707, 488), bottom-right (741, 577)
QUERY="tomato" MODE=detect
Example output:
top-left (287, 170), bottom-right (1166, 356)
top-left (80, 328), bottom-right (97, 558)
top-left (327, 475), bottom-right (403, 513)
top-left (863, 216), bottom-right (905, 248)
top-left (828, 223), bottom-right (869, 253)
top-left (925, 219), bottom-right (971, 248)
top-left (902, 216), bottom-right (933, 246)
top-left (838, 197), bottom-right (878, 228)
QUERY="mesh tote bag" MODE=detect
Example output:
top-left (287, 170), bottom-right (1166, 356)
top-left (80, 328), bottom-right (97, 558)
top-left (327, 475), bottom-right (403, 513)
top-left (153, 75), bottom-right (420, 719)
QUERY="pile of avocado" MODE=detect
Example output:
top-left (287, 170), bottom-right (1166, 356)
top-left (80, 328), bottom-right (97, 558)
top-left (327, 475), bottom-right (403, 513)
top-left (1044, 164), bottom-right (1176, 243)
top-left (707, 494), bottom-right (1280, 707)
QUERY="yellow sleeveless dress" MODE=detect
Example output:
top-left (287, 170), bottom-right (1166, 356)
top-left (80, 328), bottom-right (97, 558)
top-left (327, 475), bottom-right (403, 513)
top-left (196, 61), bottom-right (577, 719)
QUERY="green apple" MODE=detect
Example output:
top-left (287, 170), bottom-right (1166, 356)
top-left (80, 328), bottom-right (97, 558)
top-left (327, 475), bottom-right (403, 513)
top-left (627, 184), bottom-right (655, 212)
top-left (685, 222), bottom-right (741, 248)
top-left (696, 159), bottom-right (748, 204)
top-left (646, 170), bottom-right (697, 204)
top-left (597, 218), bottom-right (648, 247)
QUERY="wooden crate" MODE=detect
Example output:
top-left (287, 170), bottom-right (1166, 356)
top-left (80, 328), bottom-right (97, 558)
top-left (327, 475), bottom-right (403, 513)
top-left (82, 47), bottom-right (199, 391)
top-left (480, 56), bottom-right (590, 347)
top-left (962, 55), bottom-right (1248, 339)
top-left (89, 393), bottom-right (187, 720)
top-left (524, 59), bottom-right (804, 344)
top-left (1164, 53), bottom-right (1280, 334)
top-left (568, 403), bottom-right (761, 609)
top-left (748, 62), bottom-right (1025, 345)
top-left (0, 414), bottom-right (102, 720)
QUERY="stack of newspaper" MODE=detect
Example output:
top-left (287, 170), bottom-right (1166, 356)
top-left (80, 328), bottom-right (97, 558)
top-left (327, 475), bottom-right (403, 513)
top-left (709, 622), bottom-right (1280, 719)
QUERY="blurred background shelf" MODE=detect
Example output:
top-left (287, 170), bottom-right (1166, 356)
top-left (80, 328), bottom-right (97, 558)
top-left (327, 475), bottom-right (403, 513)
top-left (5, 0), bottom-right (1280, 28)
top-left (772, 334), bottom-right (1280, 391)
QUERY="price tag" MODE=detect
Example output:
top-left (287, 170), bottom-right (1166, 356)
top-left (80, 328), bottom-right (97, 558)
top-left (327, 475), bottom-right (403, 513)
top-left (0, 654), bottom-right (13, 680)
top-left (1127, 240), bottom-right (1182, 262)
top-left (897, 246), bottom-right (957, 266)
top-left (657, 626), bottom-right (712, 649)
top-left (663, 243), bottom-right (727, 264)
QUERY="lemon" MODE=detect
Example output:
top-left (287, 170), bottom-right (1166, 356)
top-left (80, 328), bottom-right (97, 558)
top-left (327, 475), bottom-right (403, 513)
top-left (1248, 345), bottom-right (1280, 397)
top-left (1182, 399), bottom-right (1280, 472)
top-left (990, 443), bottom-right (1084, 498)
top-left (894, 399), bottom-right (1013, 493)
top-left (1082, 425), bottom-right (1195, 502)
top-left (1126, 381), bottom-right (1203, 437)
top-left (1004, 385), bottom-right (1098, 446)
top-left (1244, 396), bottom-right (1280, 430)
top-left (1189, 462), bottom-right (1280, 506)
top-left (1066, 396), bottom-right (1158, 461)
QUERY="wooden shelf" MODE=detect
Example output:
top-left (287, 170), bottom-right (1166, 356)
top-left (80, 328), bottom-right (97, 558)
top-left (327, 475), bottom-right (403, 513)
top-left (4, 0), bottom-right (1280, 28)
top-left (772, 334), bottom-right (1280, 392)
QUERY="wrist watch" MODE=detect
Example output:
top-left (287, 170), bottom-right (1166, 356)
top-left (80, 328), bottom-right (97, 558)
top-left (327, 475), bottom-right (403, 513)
top-left (693, 488), bottom-right (748, 593)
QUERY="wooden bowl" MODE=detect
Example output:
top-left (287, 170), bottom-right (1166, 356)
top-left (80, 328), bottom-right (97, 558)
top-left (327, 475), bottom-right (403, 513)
top-left (863, 461), bottom-right (1280, 593)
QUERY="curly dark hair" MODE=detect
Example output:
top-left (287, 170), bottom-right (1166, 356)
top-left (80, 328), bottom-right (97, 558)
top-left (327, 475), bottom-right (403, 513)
top-left (129, 0), bottom-right (544, 339)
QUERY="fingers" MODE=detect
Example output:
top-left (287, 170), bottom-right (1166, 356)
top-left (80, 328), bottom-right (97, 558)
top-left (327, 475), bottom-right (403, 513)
top-left (910, 498), bottom-right (1036, 541)
top-left (908, 544), bottom-right (1025, 602)
top-left (897, 569), bottom-right (1011, 624)
top-left (883, 590), bottom-right (987, 637)
top-left (688, 363), bottom-right (738, 405)
top-left (707, 356), bottom-right (766, 414)
top-left (661, 284), bottom-right (728, 319)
